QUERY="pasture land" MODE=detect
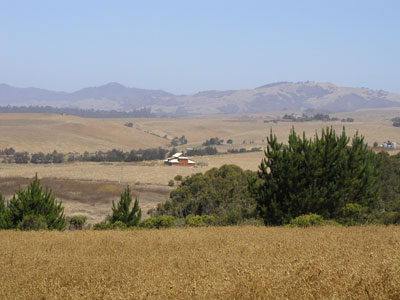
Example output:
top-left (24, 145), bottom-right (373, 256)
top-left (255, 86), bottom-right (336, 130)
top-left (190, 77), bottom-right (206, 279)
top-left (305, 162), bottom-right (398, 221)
top-left (1, 110), bottom-right (400, 153)
top-left (0, 226), bottom-right (399, 299)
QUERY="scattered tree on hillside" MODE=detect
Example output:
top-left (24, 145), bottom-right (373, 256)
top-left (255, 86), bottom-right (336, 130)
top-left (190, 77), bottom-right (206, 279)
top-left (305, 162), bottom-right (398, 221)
top-left (170, 136), bottom-right (187, 147)
top-left (203, 137), bottom-right (224, 146)
top-left (391, 117), bottom-right (400, 127)
top-left (249, 127), bottom-right (381, 225)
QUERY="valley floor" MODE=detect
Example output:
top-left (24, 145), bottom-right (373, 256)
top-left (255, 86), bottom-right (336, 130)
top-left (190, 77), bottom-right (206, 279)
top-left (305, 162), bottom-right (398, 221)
top-left (0, 152), bottom-right (264, 223)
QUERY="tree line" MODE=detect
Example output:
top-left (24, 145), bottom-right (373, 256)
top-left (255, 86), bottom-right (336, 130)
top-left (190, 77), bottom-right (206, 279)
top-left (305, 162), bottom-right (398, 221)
top-left (0, 106), bottom-right (155, 118)
top-left (0, 147), bottom-right (170, 164)
top-left (280, 113), bottom-right (354, 123)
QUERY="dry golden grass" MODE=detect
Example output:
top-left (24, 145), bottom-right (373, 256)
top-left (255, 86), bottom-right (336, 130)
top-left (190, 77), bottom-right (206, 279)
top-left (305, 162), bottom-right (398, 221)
top-left (122, 114), bottom-right (400, 150)
top-left (0, 114), bottom-right (168, 152)
top-left (2, 111), bottom-right (400, 153)
top-left (0, 226), bottom-right (399, 300)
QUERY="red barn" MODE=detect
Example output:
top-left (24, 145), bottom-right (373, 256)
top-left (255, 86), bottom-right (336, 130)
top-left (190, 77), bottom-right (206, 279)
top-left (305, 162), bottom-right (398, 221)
top-left (164, 153), bottom-right (196, 167)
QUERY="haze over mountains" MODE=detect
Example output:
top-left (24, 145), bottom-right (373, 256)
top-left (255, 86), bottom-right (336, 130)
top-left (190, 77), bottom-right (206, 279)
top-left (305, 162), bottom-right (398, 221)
top-left (1, 81), bottom-right (400, 116)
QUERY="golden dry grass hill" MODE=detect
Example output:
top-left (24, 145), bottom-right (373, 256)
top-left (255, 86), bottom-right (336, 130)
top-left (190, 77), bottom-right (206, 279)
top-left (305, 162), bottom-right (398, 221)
top-left (0, 226), bottom-right (399, 300)
top-left (0, 114), bottom-right (169, 153)
top-left (2, 110), bottom-right (400, 153)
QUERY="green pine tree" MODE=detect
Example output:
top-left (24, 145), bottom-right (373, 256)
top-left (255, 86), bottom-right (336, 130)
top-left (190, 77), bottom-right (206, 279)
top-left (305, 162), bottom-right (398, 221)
top-left (0, 191), bottom-right (12, 229)
top-left (110, 185), bottom-right (142, 227)
top-left (250, 127), bottom-right (381, 225)
top-left (8, 174), bottom-right (66, 230)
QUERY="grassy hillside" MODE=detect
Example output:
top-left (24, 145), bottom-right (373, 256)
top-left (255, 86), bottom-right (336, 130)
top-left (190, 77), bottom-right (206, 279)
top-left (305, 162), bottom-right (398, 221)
top-left (0, 226), bottom-right (399, 299)
top-left (2, 111), bottom-right (400, 153)
top-left (0, 114), bottom-right (168, 152)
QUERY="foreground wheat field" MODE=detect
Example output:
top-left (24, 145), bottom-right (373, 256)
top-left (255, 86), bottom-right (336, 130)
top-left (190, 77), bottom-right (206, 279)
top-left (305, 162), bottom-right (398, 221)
top-left (1, 226), bottom-right (399, 300)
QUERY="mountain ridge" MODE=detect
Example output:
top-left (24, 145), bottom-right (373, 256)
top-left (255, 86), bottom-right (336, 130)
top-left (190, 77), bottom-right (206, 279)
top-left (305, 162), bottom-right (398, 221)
top-left (1, 82), bottom-right (400, 116)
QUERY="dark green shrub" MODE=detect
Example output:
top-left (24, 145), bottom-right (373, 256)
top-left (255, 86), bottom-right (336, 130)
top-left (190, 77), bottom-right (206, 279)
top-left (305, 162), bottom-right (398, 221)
top-left (18, 215), bottom-right (48, 231)
top-left (139, 216), bottom-right (175, 229)
top-left (338, 203), bottom-right (368, 226)
top-left (185, 214), bottom-right (216, 227)
top-left (93, 221), bottom-right (112, 230)
top-left (168, 180), bottom-right (175, 187)
top-left (289, 214), bottom-right (325, 227)
top-left (174, 175), bottom-right (183, 182)
top-left (111, 221), bottom-right (127, 230)
top-left (383, 212), bottom-right (400, 225)
top-left (69, 215), bottom-right (87, 230)
top-left (156, 165), bottom-right (257, 224)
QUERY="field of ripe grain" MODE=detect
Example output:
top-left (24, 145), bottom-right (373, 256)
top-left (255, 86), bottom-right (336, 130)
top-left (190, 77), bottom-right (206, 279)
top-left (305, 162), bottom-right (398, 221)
top-left (0, 226), bottom-right (399, 300)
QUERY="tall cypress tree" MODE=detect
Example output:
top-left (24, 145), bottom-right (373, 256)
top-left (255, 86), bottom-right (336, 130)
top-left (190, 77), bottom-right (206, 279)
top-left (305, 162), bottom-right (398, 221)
top-left (8, 174), bottom-right (66, 230)
top-left (250, 127), bottom-right (381, 225)
top-left (110, 185), bottom-right (142, 227)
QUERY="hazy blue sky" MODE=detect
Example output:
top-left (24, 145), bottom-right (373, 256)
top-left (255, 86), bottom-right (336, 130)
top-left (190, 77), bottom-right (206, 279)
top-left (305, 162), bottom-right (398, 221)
top-left (0, 0), bottom-right (399, 94)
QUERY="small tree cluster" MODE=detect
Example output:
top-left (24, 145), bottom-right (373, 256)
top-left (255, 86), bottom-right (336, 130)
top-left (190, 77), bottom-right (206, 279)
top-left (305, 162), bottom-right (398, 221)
top-left (170, 136), bottom-right (187, 147)
top-left (186, 147), bottom-right (218, 156)
top-left (250, 127), bottom-right (381, 225)
top-left (203, 137), bottom-right (224, 146)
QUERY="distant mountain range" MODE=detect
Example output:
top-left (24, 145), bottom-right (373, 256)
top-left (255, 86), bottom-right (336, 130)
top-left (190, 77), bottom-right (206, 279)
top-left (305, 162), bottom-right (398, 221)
top-left (1, 81), bottom-right (400, 116)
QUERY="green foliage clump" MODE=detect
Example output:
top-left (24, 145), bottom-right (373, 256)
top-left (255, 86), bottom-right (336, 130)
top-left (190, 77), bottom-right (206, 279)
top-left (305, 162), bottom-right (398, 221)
top-left (154, 164), bottom-right (257, 225)
top-left (93, 221), bottom-right (112, 230)
top-left (110, 185), bottom-right (141, 227)
top-left (337, 203), bottom-right (369, 226)
top-left (383, 212), bottom-right (400, 225)
top-left (185, 214), bottom-right (215, 227)
top-left (7, 175), bottom-right (66, 230)
top-left (111, 221), bottom-right (127, 230)
top-left (250, 127), bottom-right (381, 225)
top-left (69, 215), bottom-right (87, 230)
top-left (139, 216), bottom-right (175, 229)
top-left (174, 175), bottom-right (183, 182)
top-left (17, 215), bottom-right (48, 231)
top-left (168, 180), bottom-right (175, 187)
top-left (289, 214), bottom-right (326, 227)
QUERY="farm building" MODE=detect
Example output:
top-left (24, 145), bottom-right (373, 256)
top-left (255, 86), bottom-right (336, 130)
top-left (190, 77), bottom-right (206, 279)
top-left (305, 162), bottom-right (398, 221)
top-left (164, 153), bottom-right (196, 167)
top-left (382, 141), bottom-right (397, 149)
